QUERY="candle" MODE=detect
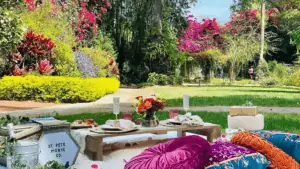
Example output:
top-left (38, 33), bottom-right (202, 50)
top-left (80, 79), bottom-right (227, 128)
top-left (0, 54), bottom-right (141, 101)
top-left (7, 123), bottom-right (15, 140)
top-left (113, 97), bottom-right (120, 119)
top-left (183, 94), bottom-right (189, 112)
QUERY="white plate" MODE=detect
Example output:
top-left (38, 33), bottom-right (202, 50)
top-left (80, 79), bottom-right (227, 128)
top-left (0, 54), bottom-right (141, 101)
top-left (168, 119), bottom-right (182, 125)
top-left (100, 124), bottom-right (122, 130)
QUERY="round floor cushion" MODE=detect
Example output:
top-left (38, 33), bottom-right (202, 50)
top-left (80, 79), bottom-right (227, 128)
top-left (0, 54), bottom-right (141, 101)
top-left (124, 136), bottom-right (211, 169)
top-left (231, 132), bottom-right (300, 169)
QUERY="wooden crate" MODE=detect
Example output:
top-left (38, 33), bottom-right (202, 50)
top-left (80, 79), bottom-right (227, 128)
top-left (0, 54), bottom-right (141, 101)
top-left (229, 106), bottom-right (258, 116)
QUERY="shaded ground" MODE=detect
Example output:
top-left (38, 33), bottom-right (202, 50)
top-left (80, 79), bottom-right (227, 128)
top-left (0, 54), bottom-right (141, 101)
top-left (0, 100), bottom-right (60, 112)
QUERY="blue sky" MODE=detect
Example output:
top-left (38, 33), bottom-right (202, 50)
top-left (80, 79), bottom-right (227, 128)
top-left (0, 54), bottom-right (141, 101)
top-left (189, 0), bottom-right (234, 24)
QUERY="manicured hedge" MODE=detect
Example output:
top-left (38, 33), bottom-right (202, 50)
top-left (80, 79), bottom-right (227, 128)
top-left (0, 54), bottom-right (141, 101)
top-left (0, 76), bottom-right (120, 103)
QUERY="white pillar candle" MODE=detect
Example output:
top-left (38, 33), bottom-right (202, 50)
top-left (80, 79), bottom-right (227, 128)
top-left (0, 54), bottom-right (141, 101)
top-left (7, 123), bottom-right (15, 140)
top-left (113, 97), bottom-right (120, 116)
top-left (183, 94), bottom-right (190, 111)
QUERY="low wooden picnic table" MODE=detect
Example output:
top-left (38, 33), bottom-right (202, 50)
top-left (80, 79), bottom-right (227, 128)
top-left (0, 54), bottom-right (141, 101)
top-left (82, 122), bottom-right (221, 161)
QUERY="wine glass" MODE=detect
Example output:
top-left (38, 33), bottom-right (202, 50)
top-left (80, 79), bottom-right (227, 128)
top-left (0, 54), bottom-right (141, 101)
top-left (183, 94), bottom-right (189, 114)
top-left (113, 96), bottom-right (120, 120)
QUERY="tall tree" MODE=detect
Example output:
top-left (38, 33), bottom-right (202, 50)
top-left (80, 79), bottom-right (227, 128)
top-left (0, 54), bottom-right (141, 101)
top-left (102, 0), bottom-right (196, 83)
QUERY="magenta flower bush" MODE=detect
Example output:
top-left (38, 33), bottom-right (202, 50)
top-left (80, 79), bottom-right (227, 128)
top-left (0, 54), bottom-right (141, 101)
top-left (177, 15), bottom-right (222, 53)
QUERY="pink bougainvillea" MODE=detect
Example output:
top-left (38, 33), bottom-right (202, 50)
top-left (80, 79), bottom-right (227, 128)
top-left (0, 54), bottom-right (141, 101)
top-left (267, 8), bottom-right (280, 25)
top-left (72, 0), bottom-right (111, 42)
top-left (26, 0), bottom-right (38, 11)
top-left (177, 15), bottom-right (222, 53)
top-left (222, 9), bottom-right (259, 35)
top-left (223, 8), bottom-right (280, 35)
top-left (178, 9), bottom-right (280, 55)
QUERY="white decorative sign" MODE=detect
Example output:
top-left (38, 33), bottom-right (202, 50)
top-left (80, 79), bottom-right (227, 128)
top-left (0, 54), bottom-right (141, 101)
top-left (39, 132), bottom-right (79, 167)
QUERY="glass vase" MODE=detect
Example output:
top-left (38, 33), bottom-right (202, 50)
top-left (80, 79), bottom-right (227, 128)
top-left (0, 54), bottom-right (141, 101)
top-left (141, 110), bottom-right (159, 127)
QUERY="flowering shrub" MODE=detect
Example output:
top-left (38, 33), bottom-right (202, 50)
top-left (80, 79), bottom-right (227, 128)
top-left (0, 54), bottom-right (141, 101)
top-left (223, 8), bottom-right (280, 36)
top-left (177, 15), bottom-right (222, 53)
top-left (74, 51), bottom-right (100, 77)
top-left (0, 75), bottom-right (120, 103)
top-left (10, 30), bottom-right (55, 76)
top-left (135, 95), bottom-right (166, 114)
top-left (222, 9), bottom-right (259, 35)
top-left (108, 57), bottom-right (120, 76)
top-left (267, 8), bottom-right (280, 25)
top-left (24, 0), bottom-right (111, 44)
top-left (71, 0), bottom-right (111, 43)
top-left (21, 2), bottom-right (80, 76)
top-left (17, 30), bottom-right (54, 59)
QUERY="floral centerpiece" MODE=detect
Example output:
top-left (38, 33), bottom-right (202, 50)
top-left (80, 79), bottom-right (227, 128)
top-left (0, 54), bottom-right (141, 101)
top-left (135, 95), bottom-right (166, 127)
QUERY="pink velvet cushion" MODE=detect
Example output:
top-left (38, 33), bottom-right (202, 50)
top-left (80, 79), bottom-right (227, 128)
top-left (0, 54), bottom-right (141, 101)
top-left (124, 136), bottom-right (211, 169)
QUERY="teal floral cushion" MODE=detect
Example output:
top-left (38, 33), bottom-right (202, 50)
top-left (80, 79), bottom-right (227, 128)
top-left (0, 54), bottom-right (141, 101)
top-left (251, 130), bottom-right (300, 163)
top-left (205, 141), bottom-right (270, 169)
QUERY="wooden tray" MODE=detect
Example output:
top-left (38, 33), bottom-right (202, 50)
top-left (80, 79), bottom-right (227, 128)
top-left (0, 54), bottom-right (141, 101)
top-left (90, 127), bottom-right (138, 134)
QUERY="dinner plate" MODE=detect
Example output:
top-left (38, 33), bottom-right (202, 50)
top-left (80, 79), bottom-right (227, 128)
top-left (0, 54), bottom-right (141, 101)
top-left (168, 119), bottom-right (182, 125)
top-left (100, 124), bottom-right (122, 130)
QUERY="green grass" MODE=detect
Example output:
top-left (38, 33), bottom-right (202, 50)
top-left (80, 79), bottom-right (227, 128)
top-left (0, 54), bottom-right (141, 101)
top-left (57, 111), bottom-right (300, 134)
top-left (149, 86), bottom-right (300, 107)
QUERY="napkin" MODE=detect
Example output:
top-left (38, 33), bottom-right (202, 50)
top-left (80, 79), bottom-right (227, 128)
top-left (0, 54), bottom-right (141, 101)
top-left (105, 119), bottom-right (136, 130)
top-left (171, 113), bottom-right (204, 126)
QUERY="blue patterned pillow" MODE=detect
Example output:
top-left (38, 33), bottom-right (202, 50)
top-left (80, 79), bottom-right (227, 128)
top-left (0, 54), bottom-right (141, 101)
top-left (205, 141), bottom-right (270, 169)
top-left (251, 130), bottom-right (300, 163)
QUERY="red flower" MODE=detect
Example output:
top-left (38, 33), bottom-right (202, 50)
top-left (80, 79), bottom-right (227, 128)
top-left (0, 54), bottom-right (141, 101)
top-left (37, 59), bottom-right (55, 75)
top-left (138, 104), bottom-right (146, 113)
top-left (109, 58), bottom-right (114, 65)
top-left (11, 65), bottom-right (25, 76)
top-left (144, 98), bottom-right (155, 104)
top-left (91, 164), bottom-right (98, 169)
top-left (100, 7), bottom-right (107, 12)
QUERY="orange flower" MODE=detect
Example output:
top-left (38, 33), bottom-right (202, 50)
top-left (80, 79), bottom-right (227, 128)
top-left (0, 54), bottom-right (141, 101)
top-left (143, 101), bottom-right (152, 110)
top-left (138, 104), bottom-right (145, 113)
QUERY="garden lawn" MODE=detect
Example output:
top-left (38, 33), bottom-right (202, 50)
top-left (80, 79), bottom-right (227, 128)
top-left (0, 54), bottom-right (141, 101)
top-left (149, 86), bottom-right (300, 107)
top-left (57, 111), bottom-right (300, 134)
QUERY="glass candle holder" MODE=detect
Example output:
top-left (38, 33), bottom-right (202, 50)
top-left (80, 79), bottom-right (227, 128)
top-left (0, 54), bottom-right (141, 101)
top-left (168, 109), bottom-right (180, 119)
top-left (122, 112), bottom-right (133, 121)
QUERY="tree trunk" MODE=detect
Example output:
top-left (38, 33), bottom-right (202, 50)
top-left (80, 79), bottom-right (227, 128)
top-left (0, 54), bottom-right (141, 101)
top-left (152, 0), bottom-right (164, 35)
top-left (259, 1), bottom-right (265, 61)
top-left (229, 62), bottom-right (235, 82)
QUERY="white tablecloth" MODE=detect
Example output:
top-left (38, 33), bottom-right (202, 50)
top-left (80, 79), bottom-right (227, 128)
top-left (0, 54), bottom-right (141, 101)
top-left (228, 114), bottom-right (264, 130)
top-left (71, 123), bottom-right (213, 153)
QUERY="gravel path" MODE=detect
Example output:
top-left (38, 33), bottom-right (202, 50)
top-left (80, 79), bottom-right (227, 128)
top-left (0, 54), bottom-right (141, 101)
top-left (0, 100), bottom-right (60, 112)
